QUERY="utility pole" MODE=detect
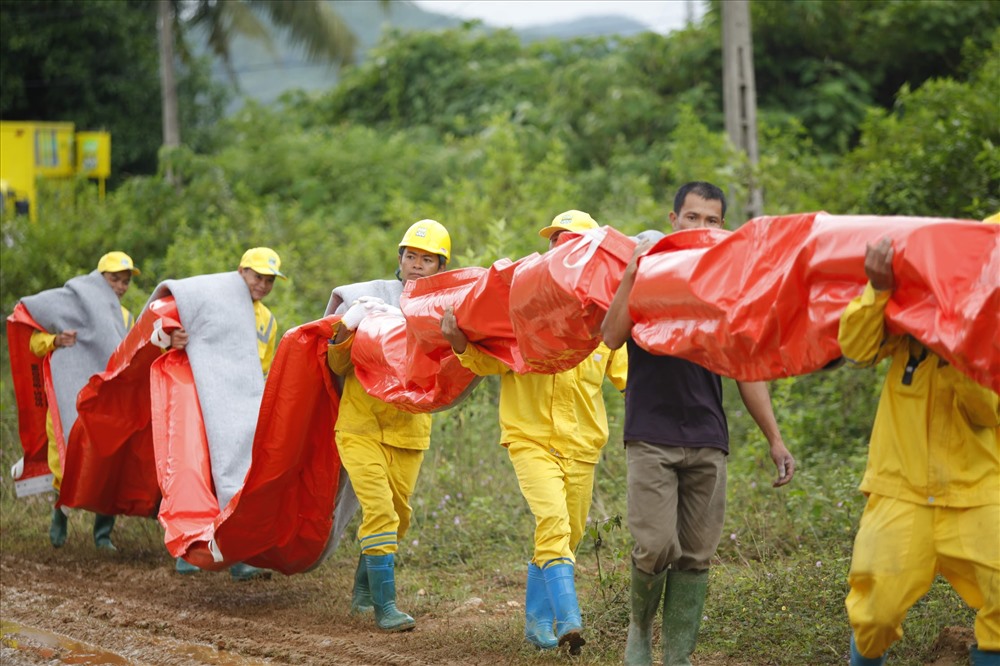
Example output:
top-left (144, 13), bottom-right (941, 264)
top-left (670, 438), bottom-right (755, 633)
top-left (722, 0), bottom-right (763, 219)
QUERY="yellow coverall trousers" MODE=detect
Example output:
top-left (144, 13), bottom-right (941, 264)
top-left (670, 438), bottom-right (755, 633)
top-left (336, 431), bottom-right (424, 556)
top-left (847, 494), bottom-right (1000, 656)
top-left (507, 440), bottom-right (596, 567)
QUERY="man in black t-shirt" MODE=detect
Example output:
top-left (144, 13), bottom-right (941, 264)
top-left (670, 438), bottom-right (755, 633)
top-left (602, 181), bottom-right (796, 666)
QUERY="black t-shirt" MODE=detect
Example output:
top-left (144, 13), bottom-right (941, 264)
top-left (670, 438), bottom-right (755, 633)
top-left (623, 338), bottom-right (729, 453)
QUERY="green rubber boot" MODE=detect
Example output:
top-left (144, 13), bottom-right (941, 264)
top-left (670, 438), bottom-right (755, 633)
top-left (624, 564), bottom-right (667, 665)
top-left (175, 557), bottom-right (201, 575)
top-left (662, 569), bottom-right (708, 666)
top-left (49, 503), bottom-right (68, 548)
top-left (365, 553), bottom-right (415, 632)
top-left (351, 553), bottom-right (374, 614)
top-left (230, 562), bottom-right (272, 582)
top-left (93, 514), bottom-right (117, 551)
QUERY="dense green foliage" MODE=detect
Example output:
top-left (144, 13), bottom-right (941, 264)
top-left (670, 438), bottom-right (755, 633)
top-left (2, 6), bottom-right (997, 664)
top-left (0, 0), bottom-right (227, 178)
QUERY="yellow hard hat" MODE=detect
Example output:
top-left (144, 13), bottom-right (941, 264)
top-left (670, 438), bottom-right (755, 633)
top-left (984, 211), bottom-right (1000, 224)
top-left (538, 209), bottom-right (598, 239)
top-left (239, 247), bottom-right (287, 279)
top-left (399, 219), bottom-right (451, 264)
top-left (97, 251), bottom-right (140, 275)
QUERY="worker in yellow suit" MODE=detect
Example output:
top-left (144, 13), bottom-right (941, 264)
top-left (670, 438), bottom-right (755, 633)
top-left (839, 231), bottom-right (999, 666)
top-left (328, 220), bottom-right (452, 632)
top-left (440, 210), bottom-right (627, 655)
top-left (30, 251), bottom-right (139, 551)
top-left (168, 247), bottom-right (286, 581)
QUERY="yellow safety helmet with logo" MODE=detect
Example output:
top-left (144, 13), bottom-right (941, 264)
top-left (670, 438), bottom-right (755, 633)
top-left (399, 219), bottom-right (451, 266)
top-left (97, 251), bottom-right (140, 275)
top-left (538, 209), bottom-right (599, 239)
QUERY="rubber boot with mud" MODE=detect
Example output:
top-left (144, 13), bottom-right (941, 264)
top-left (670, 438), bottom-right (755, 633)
top-left (849, 634), bottom-right (886, 665)
top-left (365, 553), bottom-right (415, 632)
top-left (661, 569), bottom-right (708, 666)
top-left (351, 553), bottom-right (374, 614)
top-left (49, 500), bottom-right (68, 548)
top-left (524, 563), bottom-right (557, 649)
top-left (625, 564), bottom-right (667, 665)
top-left (93, 514), bottom-right (117, 551)
top-left (541, 561), bottom-right (585, 655)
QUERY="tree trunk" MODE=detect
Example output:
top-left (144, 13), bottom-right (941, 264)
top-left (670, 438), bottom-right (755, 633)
top-left (722, 0), bottom-right (762, 219)
top-left (158, 0), bottom-right (180, 149)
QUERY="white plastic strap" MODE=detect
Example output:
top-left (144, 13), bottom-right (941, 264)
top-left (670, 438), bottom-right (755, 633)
top-left (150, 319), bottom-right (171, 349)
top-left (561, 227), bottom-right (608, 269)
top-left (208, 538), bottom-right (225, 563)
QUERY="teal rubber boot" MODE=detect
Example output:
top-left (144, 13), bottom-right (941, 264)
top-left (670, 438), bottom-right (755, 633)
top-left (49, 503), bottom-right (68, 548)
top-left (175, 557), bottom-right (200, 575)
top-left (230, 562), bottom-right (272, 582)
top-left (351, 554), bottom-right (374, 614)
top-left (662, 569), bottom-right (708, 666)
top-left (541, 561), bottom-right (585, 655)
top-left (850, 634), bottom-right (886, 665)
top-left (970, 645), bottom-right (1000, 666)
top-left (524, 563), bottom-right (557, 649)
top-left (625, 564), bottom-right (667, 665)
top-left (365, 553), bottom-right (415, 632)
top-left (93, 514), bottom-right (116, 551)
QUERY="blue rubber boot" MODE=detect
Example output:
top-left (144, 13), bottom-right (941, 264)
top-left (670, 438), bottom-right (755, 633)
top-left (93, 514), bottom-right (116, 551)
top-left (970, 645), bottom-right (1000, 666)
top-left (525, 563), bottom-right (557, 649)
top-left (351, 554), bottom-right (374, 614)
top-left (175, 557), bottom-right (200, 575)
top-left (850, 634), bottom-right (887, 666)
top-left (541, 561), bottom-right (585, 655)
top-left (365, 553), bottom-right (415, 632)
top-left (230, 562), bottom-right (272, 582)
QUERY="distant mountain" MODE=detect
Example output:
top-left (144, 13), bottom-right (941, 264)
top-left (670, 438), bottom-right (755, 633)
top-left (204, 1), bottom-right (654, 109)
top-left (517, 15), bottom-right (651, 41)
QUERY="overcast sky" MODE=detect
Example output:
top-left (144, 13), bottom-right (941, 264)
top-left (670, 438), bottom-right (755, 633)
top-left (411, 1), bottom-right (705, 34)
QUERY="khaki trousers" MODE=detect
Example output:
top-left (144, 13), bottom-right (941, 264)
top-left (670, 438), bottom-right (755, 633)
top-left (626, 441), bottom-right (726, 574)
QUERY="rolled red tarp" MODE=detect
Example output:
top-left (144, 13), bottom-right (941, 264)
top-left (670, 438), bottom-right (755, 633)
top-left (630, 213), bottom-right (998, 390)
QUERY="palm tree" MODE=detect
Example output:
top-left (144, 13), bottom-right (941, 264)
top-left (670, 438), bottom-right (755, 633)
top-left (156, 0), bottom-right (369, 149)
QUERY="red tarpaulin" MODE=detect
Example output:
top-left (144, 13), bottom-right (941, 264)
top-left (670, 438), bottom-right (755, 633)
top-left (630, 214), bottom-right (999, 390)
top-left (6, 304), bottom-right (59, 495)
top-left (59, 297), bottom-right (179, 515)
top-left (59, 296), bottom-right (344, 574)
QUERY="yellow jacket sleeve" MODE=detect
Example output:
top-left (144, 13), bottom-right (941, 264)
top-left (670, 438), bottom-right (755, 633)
top-left (606, 344), bottom-right (628, 391)
top-left (29, 330), bottom-right (56, 358)
top-left (455, 342), bottom-right (510, 377)
top-left (838, 283), bottom-right (903, 367)
top-left (327, 328), bottom-right (355, 377)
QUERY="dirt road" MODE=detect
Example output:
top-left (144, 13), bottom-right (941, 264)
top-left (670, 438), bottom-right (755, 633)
top-left (0, 546), bottom-right (974, 666)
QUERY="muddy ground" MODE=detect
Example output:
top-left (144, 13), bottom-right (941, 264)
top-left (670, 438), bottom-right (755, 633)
top-left (0, 542), bottom-right (975, 666)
